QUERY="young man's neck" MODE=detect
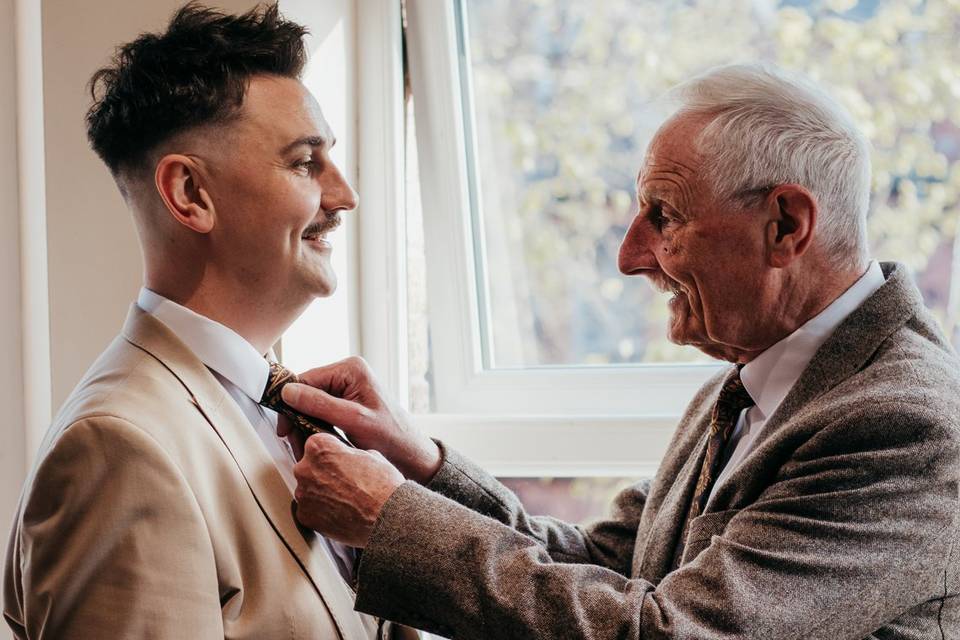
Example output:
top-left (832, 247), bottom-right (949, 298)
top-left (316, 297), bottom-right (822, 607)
top-left (144, 277), bottom-right (309, 355)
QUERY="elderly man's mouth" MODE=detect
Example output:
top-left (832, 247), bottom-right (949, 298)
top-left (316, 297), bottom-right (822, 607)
top-left (649, 273), bottom-right (685, 298)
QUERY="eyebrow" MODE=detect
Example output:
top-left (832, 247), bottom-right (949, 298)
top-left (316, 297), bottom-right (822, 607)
top-left (637, 187), bottom-right (670, 206)
top-left (281, 135), bottom-right (336, 154)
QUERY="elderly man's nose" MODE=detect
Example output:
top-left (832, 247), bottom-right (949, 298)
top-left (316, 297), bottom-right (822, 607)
top-left (618, 215), bottom-right (658, 275)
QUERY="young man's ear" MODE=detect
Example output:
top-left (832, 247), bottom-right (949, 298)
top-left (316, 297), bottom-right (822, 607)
top-left (764, 184), bottom-right (817, 268)
top-left (154, 154), bottom-right (216, 234)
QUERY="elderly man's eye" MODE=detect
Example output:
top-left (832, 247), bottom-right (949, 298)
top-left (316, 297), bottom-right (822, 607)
top-left (648, 204), bottom-right (674, 231)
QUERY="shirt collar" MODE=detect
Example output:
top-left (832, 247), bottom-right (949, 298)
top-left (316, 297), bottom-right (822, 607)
top-left (137, 287), bottom-right (270, 402)
top-left (740, 261), bottom-right (885, 420)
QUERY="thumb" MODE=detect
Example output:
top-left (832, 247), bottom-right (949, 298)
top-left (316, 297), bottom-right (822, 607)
top-left (282, 382), bottom-right (365, 430)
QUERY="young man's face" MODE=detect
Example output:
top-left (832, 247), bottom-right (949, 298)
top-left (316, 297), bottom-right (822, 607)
top-left (201, 74), bottom-right (357, 304)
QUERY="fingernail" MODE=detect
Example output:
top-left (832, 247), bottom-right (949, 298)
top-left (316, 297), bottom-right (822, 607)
top-left (281, 383), bottom-right (301, 404)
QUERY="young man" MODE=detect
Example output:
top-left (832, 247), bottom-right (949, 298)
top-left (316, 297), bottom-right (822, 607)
top-left (4, 5), bottom-right (413, 638)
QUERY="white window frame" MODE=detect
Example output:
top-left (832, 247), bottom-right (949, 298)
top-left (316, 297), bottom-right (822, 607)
top-left (357, 1), bottom-right (718, 476)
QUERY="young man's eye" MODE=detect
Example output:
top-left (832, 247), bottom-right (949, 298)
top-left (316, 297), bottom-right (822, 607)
top-left (293, 158), bottom-right (320, 173)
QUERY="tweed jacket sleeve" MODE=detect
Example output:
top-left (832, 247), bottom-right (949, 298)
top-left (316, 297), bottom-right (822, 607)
top-left (355, 401), bottom-right (960, 640)
top-left (4, 416), bottom-right (224, 639)
top-left (419, 441), bottom-right (651, 574)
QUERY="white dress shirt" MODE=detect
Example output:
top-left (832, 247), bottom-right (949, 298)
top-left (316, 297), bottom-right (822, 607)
top-left (710, 261), bottom-right (886, 499)
top-left (136, 288), bottom-right (357, 582)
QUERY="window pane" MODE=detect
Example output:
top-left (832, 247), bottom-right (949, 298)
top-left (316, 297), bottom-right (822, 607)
top-left (499, 477), bottom-right (641, 524)
top-left (458, 0), bottom-right (960, 368)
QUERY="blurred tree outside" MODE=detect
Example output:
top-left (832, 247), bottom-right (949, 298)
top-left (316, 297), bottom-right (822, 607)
top-left (461, 0), bottom-right (960, 368)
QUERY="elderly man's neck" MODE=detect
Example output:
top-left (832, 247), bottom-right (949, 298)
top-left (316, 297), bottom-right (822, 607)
top-left (144, 273), bottom-right (310, 355)
top-left (738, 258), bottom-right (870, 363)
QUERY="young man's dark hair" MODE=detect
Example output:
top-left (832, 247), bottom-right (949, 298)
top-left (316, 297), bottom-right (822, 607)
top-left (85, 2), bottom-right (307, 176)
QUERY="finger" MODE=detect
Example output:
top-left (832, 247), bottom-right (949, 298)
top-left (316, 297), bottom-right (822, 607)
top-left (367, 448), bottom-right (389, 463)
top-left (289, 429), bottom-right (307, 461)
top-left (276, 413), bottom-right (294, 437)
top-left (296, 357), bottom-right (367, 396)
top-left (275, 415), bottom-right (305, 460)
top-left (282, 383), bottom-right (370, 432)
top-left (303, 431), bottom-right (350, 459)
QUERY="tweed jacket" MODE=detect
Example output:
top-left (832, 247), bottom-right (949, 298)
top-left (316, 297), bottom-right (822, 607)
top-left (3, 306), bottom-right (416, 639)
top-left (354, 262), bottom-right (960, 639)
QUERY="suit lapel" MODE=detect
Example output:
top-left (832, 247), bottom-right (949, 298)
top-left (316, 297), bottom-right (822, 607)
top-left (705, 262), bottom-right (930, 514)
top-left (121, 306), bottom-right (373, 640)
top-left (638, 409), bottom-right (714, 582)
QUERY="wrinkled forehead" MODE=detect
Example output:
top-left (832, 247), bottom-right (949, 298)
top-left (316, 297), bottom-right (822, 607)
top-left (637, 115), bottom-right (705, 197)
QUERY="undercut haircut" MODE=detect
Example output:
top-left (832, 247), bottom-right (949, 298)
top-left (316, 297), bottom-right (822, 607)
top-left (86, 2), bottom-right (308, 176)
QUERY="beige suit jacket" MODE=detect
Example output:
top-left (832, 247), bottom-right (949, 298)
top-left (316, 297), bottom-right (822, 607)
top-left (4, 306), bottom-right (405, 639)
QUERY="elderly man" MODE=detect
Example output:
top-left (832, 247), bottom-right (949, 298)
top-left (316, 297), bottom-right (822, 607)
top-left (3, 4), bottom-right (416, 639)
top-left (277, 64), bottom-right (960, 639)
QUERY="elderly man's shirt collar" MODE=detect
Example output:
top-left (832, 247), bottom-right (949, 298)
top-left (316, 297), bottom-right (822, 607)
top-left (740, 261), bottom-right (885, 419)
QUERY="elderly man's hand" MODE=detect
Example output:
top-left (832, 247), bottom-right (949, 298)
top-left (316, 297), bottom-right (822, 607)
top-left (292, 433), bottom-right (405, 547)
top-left (280, 357), bottom-right (443, 484)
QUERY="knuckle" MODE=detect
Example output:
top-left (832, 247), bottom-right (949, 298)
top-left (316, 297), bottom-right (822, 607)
top-left (304, 435), bottom-right (324, 456)
top-left (346, 355), bottom-right (369, 373)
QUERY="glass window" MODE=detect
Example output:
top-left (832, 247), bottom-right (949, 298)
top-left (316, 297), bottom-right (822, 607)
top-left (499, 477), bottom-right (642, 524)
top-left (449, 0), bottom-right (960, 371)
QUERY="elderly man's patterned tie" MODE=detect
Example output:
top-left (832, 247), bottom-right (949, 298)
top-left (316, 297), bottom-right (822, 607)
top-left (260, 361), bottom-right (347, 442)
top-left (673, 366), bottom-right (754, 568)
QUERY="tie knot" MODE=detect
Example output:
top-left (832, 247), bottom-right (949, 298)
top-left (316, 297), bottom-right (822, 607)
top-left (715, 367), bottom-right (754, 420)
top-left (261, 361), bottom-right (298, 409)
top-left (260, 362), bottom-right (334, 438)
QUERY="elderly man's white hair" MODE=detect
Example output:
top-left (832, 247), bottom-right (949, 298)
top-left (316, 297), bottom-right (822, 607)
top-left (670, 63), bottom-right (871, 271)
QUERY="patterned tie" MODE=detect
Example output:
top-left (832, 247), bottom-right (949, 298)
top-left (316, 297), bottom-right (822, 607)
top-left (673, 366), bottom-right (754, 568)
top-left (260, 361), bottom-right (346, 442)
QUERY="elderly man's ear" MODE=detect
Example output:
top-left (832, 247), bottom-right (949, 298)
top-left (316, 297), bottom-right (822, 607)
top-left (154, 154), bottom-right (217, 234)
top-left (764, 184), bottom-right (817, 268)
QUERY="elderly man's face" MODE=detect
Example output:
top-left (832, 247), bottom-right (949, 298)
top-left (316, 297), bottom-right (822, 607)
top-left (201, 75), bottom-right (357, 303)
top-left (618, 114), bottom-right (770, 362)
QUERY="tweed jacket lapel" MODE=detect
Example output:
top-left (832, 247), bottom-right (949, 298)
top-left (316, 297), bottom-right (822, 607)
top-left (713, 263), bottom-right (923, 491)
top-left (685, 263), bottom-right (927, 551)
top-left (636, 401), bottom-right (717, 583)
top-left (120, 305), bottom-right (374, 640)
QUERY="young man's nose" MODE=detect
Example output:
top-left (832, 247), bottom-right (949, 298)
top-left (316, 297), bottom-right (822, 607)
top-left (321, 163), bottom-right (359, 213)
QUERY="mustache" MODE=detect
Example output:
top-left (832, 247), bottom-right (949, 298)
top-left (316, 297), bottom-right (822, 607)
top-left (302, 214), bottom-right (341, 237)
top-left (649, 272), bottom-right (684, 296)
